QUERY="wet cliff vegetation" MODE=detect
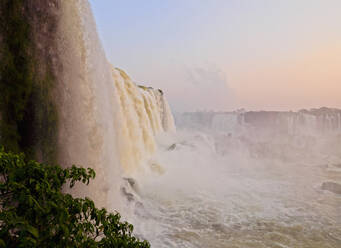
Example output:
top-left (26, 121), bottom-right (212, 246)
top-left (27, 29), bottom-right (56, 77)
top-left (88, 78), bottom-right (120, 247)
top-left (0, 149), bottom-right (150, 248)
top-left (0, 0), bottom-right (60, 163)
top-left (0, 1), bottom-right (150, 247)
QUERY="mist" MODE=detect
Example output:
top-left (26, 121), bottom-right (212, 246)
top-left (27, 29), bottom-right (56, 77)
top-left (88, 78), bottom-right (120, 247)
top-left (86, 1), bottom-right (341, 247)
top-left (121, 109), bottom-right (341, 247)
top-left (1, 0), bottom-right (340, 247)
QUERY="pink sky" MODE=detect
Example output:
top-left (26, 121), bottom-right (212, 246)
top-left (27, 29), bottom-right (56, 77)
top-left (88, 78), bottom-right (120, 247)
top-left (91, 0), bottom-right (341, 111)
top-left (229, 41), bottom-right (341, 111)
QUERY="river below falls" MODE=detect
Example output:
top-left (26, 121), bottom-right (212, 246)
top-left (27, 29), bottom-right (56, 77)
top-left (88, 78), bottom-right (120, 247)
top-left (124, 131), bottom-right (341, 248)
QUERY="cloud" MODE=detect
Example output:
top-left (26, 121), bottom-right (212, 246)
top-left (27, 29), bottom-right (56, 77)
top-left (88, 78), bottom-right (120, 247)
top-left (179, 65), bottom-right (234, 111)
top-left (136, 60), bottom-right (235, 112)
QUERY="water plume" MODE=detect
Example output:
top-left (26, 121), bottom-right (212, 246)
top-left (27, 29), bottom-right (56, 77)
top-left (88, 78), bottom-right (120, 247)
top-left (54, 0), bottom-right (175, 209)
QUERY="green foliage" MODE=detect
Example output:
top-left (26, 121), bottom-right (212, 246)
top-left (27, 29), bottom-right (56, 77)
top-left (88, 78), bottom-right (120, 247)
top-left (0, 0), bottom-right (58, 162)
top-left (0, 0), bottom-right (34, 153)
top-left (0, 149), bottom-right (150, 248)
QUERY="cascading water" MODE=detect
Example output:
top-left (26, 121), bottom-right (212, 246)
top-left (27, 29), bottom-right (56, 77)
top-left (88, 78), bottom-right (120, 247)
top-left (42, 1), bottom-right (341, 247)
top-left (176, 109), bottom-right (341, 136)
top-left (112, 67), bottom-right (176, 174)
top-left (55, 0), bottom-right (175, 210)
top-left (1, 0), bottom-right (340, 247)
top-left (128, 110), bottom-right (341, 247)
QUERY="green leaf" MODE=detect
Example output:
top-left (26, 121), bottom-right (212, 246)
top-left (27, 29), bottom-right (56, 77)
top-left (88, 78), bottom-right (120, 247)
top-left (26, 225), bottom-right (39, 238)
top-left (0, 239), bottom-right (6, 248)
top-left (0, 149), bottom-right (150, 247)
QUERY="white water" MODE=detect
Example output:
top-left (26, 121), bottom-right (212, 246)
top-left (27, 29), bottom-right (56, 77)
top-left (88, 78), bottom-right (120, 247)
top-left (176, 110), bottom-right (341, 136)
top-left (126, 119), bottom-right (341, 247)
top-left (112, 67), bottom-right (175, 174)
top-left (55, 0), bottom-right (175, 210)
top-left (54, 1), bottom-right (340, 247)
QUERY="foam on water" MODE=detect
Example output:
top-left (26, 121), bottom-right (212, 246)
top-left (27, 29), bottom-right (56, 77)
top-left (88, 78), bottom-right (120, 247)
top-left (55, 0), bottom-right (176, 211)
top-left (126, 126), bottom-right (341, 248)
top-left (53, 1), bottom-right (340, 246)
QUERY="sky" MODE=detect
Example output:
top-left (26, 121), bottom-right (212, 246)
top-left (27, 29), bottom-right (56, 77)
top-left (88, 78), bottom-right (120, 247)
top-left (89, 0), bottom-right (341, 112)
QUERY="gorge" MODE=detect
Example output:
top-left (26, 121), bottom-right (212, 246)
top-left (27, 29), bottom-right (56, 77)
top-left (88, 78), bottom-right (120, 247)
top-left (1, 1), bottom-right (340, 247)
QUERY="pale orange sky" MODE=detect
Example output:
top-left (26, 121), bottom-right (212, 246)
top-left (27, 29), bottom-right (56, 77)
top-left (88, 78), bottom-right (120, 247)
top-left (229, 41), bottom-right (341, 111)
top-left (91, 0), bottom-right (341, 111)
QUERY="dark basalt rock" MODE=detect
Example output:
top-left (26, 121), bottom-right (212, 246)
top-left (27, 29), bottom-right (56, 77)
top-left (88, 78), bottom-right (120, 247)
top-left (321, 182), bottom-right (341, 195)
top-left (333, 163), bottom-right (341, 169)
top-left (0, 0), bottom-right (61, 163)
top-left (123, 177), bottom-right (140, 194)
top-left (167, 143), bottom-right (177, 151)
top-left (123, 177), bottom-right (136, 187)
top-left (121, 186), bottom-right (134, 202)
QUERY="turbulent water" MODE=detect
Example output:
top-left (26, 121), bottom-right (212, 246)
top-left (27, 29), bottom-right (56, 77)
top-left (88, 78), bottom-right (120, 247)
top-left (124, 112), bottom-right (341, 248)
top-left (55, 0), bottom-right (175, 209)
top-left (52, 1), bottom-right (340, 247)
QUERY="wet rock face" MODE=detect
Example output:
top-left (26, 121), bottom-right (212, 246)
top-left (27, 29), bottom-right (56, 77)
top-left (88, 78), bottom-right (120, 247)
top-left (0, 0), bottom-right (62, 162)
top-left (123, 177), bottom-right (138, 191)
top-left (334, 163), bottom-right (341, 169)
top-left (321, 182), bottom-right (341, 195)
top-left (121, 187), bottom-right (135, 202)
top-left (27, 0), bottom-right (62, 78)
top-left (168, 143), bottom-right (177, 151)
top-left (121, 177), bottom-right (141, 202)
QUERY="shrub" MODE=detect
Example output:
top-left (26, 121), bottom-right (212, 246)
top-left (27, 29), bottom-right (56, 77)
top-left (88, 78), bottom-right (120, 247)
top-left (0, 148), bottom-right (150, 248)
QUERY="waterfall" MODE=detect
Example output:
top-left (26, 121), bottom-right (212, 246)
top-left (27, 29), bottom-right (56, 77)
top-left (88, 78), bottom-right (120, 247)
top-left (55, 0), bottom-right (175, 209)
top-left (176, 109), bottom-right (341, 137)
top-left (112, 67), bottom-right (175, 174)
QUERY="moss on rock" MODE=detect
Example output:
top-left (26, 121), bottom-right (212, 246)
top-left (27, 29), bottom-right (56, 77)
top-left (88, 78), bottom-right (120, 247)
top-left (0, 0), bottom-right (60, 163)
